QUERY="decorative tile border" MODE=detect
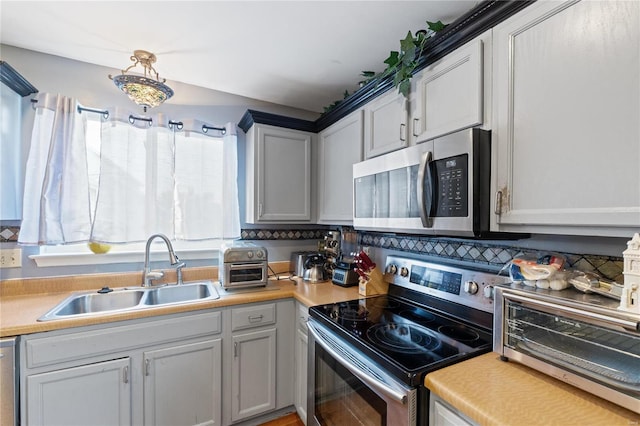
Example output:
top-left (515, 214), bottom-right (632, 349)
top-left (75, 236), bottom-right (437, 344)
top-left (240, 228), bottom-right (328, 240)
top-left (0, 226), bottom-right (19, 242)
top-left (359, 232), bottom-right (624, 282)
top-left (2, 224), bottom-right (623, 281)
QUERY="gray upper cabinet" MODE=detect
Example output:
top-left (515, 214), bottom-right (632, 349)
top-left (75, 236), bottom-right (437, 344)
top-left (363, 89), bottom-right (409, 158)
top-left (491, 0), bottom-right (640, 237)
top-left (317, 109), bottom-right (363, 224)
top-left (246, 124), bottom-right (313, 223)
top-left (410, 36), bottom-right (485, 143)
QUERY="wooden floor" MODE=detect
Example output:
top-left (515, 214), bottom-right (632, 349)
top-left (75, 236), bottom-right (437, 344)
top-left (258, 412), bottom-right (305, 426)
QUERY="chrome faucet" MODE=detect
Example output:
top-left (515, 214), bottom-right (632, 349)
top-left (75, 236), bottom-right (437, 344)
top-left (142, 234), bottom-right (185, 286)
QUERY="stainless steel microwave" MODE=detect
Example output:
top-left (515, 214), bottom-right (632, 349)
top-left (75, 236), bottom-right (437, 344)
top-left (353, 128), bottom-right (494, 237)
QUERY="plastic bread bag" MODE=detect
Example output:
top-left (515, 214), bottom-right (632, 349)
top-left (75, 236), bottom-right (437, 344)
top-left (506, 253), bottom-right (568, 289)
top-left (568, 270), bottom-right (623, 300)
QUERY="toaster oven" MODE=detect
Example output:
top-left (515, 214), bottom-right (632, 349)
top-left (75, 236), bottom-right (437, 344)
top-left (494, 284), bottom-right (640, 414)
top-left (219, 241), bottom-right (268, 289)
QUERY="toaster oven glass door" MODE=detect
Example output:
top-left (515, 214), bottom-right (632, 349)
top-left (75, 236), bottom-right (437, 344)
top-left (503, 297), bottom-right (640, 402)
top-left (225, 262), bottom-right (266, 286)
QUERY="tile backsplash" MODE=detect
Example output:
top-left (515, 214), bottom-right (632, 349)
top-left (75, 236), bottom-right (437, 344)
top-left (359, 232), bottom-right (624, 282)
top-left (1, 224), bottom-right (624, 282)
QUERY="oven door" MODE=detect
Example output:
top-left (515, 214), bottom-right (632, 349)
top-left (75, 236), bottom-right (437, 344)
top-left (307, 320), bottom-right (417, 426)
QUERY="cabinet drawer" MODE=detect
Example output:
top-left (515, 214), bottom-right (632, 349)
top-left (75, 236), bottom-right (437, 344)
top-left (231, 303), bottom-right (276, 331)
top-left (25, 310), bottom-right (222, 369)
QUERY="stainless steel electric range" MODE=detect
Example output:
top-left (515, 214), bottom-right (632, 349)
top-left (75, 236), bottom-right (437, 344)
top-left (307, 255), bottom-right (510, 426)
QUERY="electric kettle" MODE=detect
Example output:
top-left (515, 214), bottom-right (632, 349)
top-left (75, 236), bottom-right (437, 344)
top-left (302, 253), bottom-right (328, 283)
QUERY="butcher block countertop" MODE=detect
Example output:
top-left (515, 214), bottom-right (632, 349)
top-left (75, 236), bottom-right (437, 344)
top-left (425, 352), bottom-right (639, 425)
top-left (0, 262), bottom-right (360, 337)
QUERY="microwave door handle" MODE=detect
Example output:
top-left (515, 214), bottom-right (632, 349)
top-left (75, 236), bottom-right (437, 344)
top-left (417, 151), bottom-right (434, 228)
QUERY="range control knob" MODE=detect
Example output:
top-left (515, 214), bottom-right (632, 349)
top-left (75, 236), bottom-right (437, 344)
top-left (464, 281), bottom-right (479, 295)
top-left (483, 285), bottom-right (494, 299)
top-left (400, 267), bottom-right (409, 278)
top-left (256, 250), bottom-right (265, 259)
top-left (247, 251), bottom-right (254, 259)
top-left (387, 264), bottom-right (398, 275)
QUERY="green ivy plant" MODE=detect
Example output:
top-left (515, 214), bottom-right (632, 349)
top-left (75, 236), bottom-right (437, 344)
top-left (323, 20), bottom-right (448, 114)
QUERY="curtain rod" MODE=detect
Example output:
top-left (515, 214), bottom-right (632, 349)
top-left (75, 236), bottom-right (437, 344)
top-left (202, 124), bottom-right (226, 135)
top-left (30, 99), bottom-right (226, 134)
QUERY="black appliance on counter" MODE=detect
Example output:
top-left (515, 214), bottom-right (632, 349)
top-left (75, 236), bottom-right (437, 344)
top-left (331, 261), bottom-right (359, 287)
top-left (307, 255), bottom-right (510, 426)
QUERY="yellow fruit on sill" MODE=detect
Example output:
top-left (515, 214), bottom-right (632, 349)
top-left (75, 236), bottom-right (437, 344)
top-left (88, 242), bottom-right (111, 254)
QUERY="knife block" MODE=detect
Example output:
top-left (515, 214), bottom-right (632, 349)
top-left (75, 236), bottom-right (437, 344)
top-left (358, 267), bottom-right (389, 296)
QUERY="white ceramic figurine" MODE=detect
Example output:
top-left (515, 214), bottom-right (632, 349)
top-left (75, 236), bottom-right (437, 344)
top-left (620, 233), bottom-right (640, 314)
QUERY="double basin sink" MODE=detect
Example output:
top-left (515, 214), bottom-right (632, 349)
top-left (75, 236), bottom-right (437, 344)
top-left (38, 281), bottom-right (219, 321)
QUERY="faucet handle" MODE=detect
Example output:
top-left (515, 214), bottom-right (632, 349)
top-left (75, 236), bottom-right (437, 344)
top-left (175, 262), bottom-right (186, 285)
top-left (145, 270), bottom-right (164, 286)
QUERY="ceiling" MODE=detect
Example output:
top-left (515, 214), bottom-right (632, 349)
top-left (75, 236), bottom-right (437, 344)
top-left (0, 1), bottom-right (478, 113)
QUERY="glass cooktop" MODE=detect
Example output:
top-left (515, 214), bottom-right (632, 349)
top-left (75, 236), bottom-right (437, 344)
top-left (309, 294), bottom-right (492, 376)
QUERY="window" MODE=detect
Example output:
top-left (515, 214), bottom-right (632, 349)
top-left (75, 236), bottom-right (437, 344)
top-left (24, 95), bottom-right (240, 266)
top-left (0, 82), bottom-right (23, 220)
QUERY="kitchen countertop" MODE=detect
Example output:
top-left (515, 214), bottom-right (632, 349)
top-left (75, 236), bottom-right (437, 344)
top-left (0, 263), bottom-right (360, 337)
top-left (425, 352), bottom-right (639, 425)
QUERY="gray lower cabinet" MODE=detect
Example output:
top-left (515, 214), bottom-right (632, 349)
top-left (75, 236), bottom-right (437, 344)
top-left (26, 357), bottom-right (132, 425)
top-left (20, 310), bottom-right (223, 426)
top-left (225, 300), bottom-right (295, 424)
top-left (143, 339), bottom-right (222, 426)
top-left (294, 302), bottom-right (309, 424)
top-left (231, 328), bottom-right (277, 421)
top-left (429, 393), bottom-right (477, 426)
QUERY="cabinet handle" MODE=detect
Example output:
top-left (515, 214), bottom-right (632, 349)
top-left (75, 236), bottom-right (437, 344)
top-left (145, 358), bottom-right (151, 376)
top-left (234, 341), bottom-right (238, 358)
top-left (123, 366), bottom-right (129, 384)
top-left (412, 118), bottom-right (419, 137)
top-left (258, 203), bottom-right (263, 217)
top-left (400, 124), bottom-right (406, 142)
top-left (249, 314), bottom-right (264, 323)
top-left (495, 191), bottom-right (503, 215)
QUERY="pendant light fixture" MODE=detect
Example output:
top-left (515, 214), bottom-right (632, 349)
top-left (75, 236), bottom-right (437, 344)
top-left (109, 50), bottom-right (174, 110)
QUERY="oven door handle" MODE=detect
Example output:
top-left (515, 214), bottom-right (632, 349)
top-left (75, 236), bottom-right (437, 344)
top-left (308, 321), bottom-right (409, 404)
top-left (505, 293), bottom-right (640, 332)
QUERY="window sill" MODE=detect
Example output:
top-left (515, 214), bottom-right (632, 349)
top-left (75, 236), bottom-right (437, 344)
top-left (30, 248), bottom-right (219, 268)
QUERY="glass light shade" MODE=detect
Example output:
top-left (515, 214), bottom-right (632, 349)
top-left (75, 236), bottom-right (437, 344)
top-left (112, 74), bottom-right (174, 109)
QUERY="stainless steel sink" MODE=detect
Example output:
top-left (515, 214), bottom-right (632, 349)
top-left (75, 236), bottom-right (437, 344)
top-left (143, 282), bottom-right (214, 306)
top-left (38, 281), bottom-right (219, 321)
top-left (54, 290), bottom-right (145, 317)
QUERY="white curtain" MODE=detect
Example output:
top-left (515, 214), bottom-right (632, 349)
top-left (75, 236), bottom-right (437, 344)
top-left (19, 93), bottom-right (91, 245)
top-left (90, 112), bottom-right (240, 243)
top-left (20, 93), bottom-right (240, 245)
top-left (173, 121), bottom-right (240, 240)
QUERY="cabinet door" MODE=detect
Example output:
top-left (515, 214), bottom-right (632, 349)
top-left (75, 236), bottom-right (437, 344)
top-left (247, 124), bottom-right (312, 222)
top-left (143, 339), bottom-right (222, 426)
top-left (364, 90), bottom-right (408, 158)
top-left (430, 394), bottom-right (477, 426)
top-left (25, 358), bottom-right (131, 426)
top-left (317, 110), bottom-right (363, 223)
top-left (294, 327), bottom-right (308, 424)
top-left (492, 0), bottom-right (640, 237)
top-left (412, 39), bottom-right (483, 143)
top-left (231, 328), bottom-right (277, 422)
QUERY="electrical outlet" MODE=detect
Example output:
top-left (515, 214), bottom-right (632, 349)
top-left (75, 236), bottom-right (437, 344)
top-left (0, 248), bottom-right (22, 268)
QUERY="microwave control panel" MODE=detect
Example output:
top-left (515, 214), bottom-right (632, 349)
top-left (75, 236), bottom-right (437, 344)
top-left (433, 154), bottom-right (468, 217)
